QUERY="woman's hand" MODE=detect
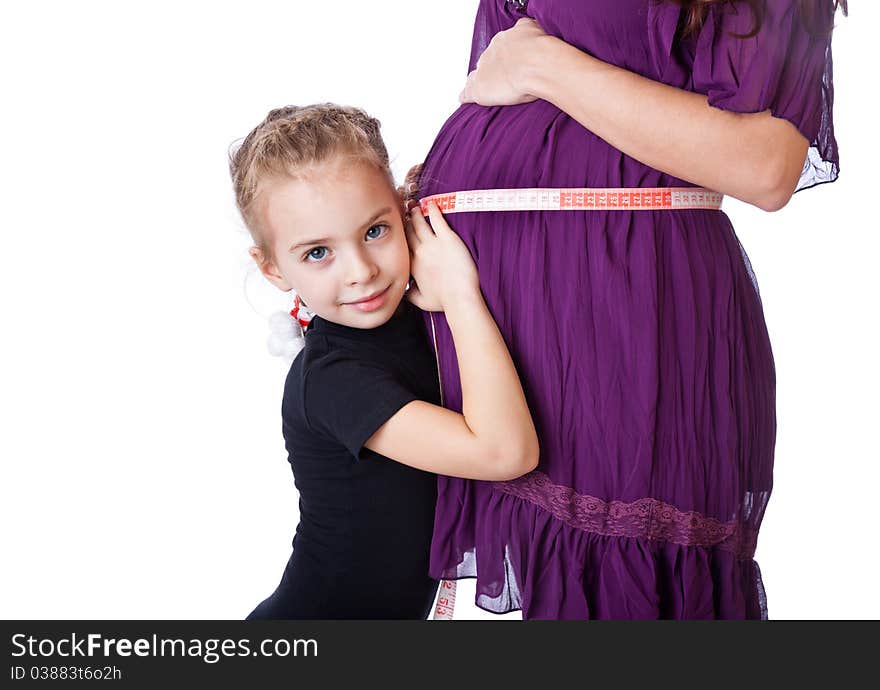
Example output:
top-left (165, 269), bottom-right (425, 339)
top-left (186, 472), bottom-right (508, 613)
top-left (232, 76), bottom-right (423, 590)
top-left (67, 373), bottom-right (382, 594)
top-left (459, 17), bottom-right (555, 106)
top-left (405, 202), bottom-right (480, 313)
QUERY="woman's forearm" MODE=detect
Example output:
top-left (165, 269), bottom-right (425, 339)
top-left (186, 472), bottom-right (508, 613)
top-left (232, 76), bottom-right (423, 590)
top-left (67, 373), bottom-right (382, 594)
top-left (524, 37), bottom-right (808, 211)
top-left (444, 293), bottom-right (539, 474)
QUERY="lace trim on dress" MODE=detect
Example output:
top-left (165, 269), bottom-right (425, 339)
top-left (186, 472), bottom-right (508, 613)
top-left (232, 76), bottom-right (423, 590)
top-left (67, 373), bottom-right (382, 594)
top-left (494, 471), bottom-right (758, 559)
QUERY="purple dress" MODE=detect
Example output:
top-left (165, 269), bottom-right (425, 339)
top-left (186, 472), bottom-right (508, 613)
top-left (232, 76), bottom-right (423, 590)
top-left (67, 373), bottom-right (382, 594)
top-left (418, 0), bottom-right (839, 619)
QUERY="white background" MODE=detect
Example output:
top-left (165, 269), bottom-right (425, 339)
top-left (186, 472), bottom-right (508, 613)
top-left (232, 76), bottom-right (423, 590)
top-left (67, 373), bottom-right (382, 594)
top-left (1, 1), bottom-right (876, 620)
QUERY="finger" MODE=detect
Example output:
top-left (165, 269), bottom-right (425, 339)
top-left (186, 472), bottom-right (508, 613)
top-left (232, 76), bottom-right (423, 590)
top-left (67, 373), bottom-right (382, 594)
top-left (409, 203), bottom-right (435, 239)
top-left (425, 201), bottom-right (448, 235)
top-left (404, 217), bottom-right (421, 248)
top-left (459, 72), bottom-right (475, 104)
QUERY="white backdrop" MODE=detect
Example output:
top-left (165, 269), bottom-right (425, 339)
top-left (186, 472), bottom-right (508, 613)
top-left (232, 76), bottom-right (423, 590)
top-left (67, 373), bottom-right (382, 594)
top-left (1, 1), bottom-right (876, 620)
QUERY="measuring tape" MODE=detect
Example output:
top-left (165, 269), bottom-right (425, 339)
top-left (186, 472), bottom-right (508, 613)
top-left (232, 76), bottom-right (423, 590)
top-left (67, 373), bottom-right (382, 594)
top-left (432, 578), bottom-right (457, 620)
top-left (428, 305), bottom-right (458, 621)
top-left (419, 186), bottom-right (723, 214)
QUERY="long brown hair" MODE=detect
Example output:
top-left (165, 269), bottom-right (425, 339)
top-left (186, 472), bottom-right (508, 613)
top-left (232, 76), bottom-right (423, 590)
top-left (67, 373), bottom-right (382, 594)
top-left (669, 0), bottom-right (848, 39)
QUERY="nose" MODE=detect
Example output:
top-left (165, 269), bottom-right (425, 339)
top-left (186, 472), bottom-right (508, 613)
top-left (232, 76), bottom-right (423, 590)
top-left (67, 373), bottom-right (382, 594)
top-left (345, 247), bottom-right (379, 286)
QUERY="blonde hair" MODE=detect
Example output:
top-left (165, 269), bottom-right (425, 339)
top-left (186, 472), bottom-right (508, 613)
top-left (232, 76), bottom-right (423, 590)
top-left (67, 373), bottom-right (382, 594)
top-left (229, 103), bottom-right (395, 266)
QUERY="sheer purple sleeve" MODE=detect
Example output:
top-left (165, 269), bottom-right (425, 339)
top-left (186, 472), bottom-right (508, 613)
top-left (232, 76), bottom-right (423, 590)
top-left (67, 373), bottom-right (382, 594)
top-left (692, 0), bottom-right (840, 191)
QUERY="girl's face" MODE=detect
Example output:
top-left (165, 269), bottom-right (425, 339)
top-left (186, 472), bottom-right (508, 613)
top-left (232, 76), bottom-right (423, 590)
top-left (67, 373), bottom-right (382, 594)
top-left (254, 158), bottom-right (411, 330)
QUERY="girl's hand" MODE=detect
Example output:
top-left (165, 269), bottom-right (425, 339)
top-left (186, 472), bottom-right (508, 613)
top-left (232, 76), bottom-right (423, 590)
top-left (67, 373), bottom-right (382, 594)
top-left (405, 202), bottom-right (480, 312)
top-left (458, 17), bottom-right (555, 106)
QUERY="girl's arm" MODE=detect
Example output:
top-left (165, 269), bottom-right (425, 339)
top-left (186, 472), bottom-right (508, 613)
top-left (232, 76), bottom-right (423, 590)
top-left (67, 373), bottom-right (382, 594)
top-left (459, 18), bottom-right (809, 212)
top-left (363, 202), bottom-right (539, 481)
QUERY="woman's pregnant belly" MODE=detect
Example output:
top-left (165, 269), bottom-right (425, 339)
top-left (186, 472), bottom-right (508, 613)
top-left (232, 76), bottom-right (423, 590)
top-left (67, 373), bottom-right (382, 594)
top-left (419, 100), bottom-right (692, 199)
top-left (417, 99), bottom-right (773, 514)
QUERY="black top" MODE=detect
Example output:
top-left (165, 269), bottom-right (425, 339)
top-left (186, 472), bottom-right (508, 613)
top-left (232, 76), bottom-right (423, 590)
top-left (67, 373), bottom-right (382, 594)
top-left (274, 300), bottom-right (441, 619)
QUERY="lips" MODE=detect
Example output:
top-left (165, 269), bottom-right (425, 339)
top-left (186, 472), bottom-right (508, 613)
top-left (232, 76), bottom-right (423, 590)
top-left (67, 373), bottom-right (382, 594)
top-left (345, 286), bottom-right (389, 305)
top-left (346, 285), bottom-right (391, 312)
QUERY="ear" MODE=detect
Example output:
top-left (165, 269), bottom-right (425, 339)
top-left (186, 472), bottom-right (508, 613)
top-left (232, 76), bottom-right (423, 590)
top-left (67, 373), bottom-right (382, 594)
top-left (249, 246), bottom-right (293, 292)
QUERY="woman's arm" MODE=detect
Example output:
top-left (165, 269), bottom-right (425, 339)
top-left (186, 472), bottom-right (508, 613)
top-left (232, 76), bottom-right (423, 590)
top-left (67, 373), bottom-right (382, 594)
top-left (364, 203), bottom-right (539, 481)
top-left (459, 18), bottom-right (809, 212)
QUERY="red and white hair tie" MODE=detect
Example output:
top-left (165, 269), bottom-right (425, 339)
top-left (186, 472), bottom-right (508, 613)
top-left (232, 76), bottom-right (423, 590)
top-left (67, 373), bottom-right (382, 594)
top-left (290, 294), bottom-right (314, 329)
top-left (266, 293), bottom-right (314, 362)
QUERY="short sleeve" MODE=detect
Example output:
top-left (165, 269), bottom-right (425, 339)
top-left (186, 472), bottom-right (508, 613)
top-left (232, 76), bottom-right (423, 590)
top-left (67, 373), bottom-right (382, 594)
top-left (302, 352), bottom-right (418, 459)
top-left (692, 0), bottom-right (839, 191)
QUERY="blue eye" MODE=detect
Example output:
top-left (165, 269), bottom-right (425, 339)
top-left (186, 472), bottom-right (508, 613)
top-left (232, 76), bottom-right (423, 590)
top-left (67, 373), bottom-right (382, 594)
top-left (365, 224), bottom-right (389, 240)
top-left (305, 247), bottom-right (328, 262)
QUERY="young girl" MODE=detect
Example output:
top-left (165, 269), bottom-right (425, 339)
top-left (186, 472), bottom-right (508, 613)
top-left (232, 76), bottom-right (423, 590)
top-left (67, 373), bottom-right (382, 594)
top-left (228, 103), bottom-right (539, 619)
